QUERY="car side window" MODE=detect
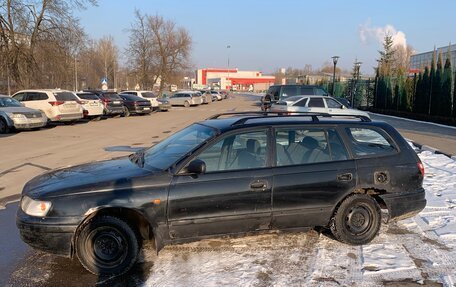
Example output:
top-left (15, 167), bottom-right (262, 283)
top-left (326, 98), bottom-right (343, 109)
top-left (293, 98), bottom-right (308, 107)
top-left (13, 93), bottom-right (25, 101)
top-left (275, 128), bottom-right (340, 166)
top-left (308, 98), bottom-right (325, 107)
top-left (194, 130), bottom-right (268, 172)
top-left (346, 128), bottom-right (397, 157)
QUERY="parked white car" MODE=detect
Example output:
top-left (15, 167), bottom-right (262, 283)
top-left (168, 91), bottom-right (203, 107)
top-left (121, 90), bottom-right (160, 111)
top-left (75, 92), bottom-right (104, 119)
top-left (12, 89), bottom-right (83, 122)
top-left (0, 95), bottom-right (47, 133)
top-left (271, 96), bottom-right (370, 119)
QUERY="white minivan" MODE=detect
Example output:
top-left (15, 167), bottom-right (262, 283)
top-left (12, 89), bottom-right (83, 122)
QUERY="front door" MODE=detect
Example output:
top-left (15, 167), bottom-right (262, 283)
top-left (168, 129), bottom-right (273, 239)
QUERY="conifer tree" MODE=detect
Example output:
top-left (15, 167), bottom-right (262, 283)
top-left (431, 52), bottom-right (443, 115)
top-left (422, 66), bottom-right (431, 114)
top-left (441, 51), bottom-right (453, 117)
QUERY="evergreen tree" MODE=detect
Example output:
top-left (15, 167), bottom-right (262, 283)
top-left (377, 76), bottom-right (387, 109)
top-left (413, 73), bottom-right (422, 113)
top-left (441, 53), bottom-right (453, 117)
top-left (431, 52), bottom-right (443, 115)
top-left (386, 77), bottom-right (394, 109)
top-left (378, 34), bottom-right (395, 77)
top-left (453, 70), bottom-right (456, 117)
top-left (422, 66), bottom-right (431, 115)
top-left (428, 51), bottom-right (436, 115)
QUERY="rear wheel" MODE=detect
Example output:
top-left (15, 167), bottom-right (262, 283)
top-left (184, 101), bottom-right (190, 108)
top-left (0, 118), bottom-right (10, 134)
top-left (124, 107), bottom-right (130, 117)
top-left (330, 194), bottom-right (381, 245)
top-left (76, 215), bottom-right (140, 276)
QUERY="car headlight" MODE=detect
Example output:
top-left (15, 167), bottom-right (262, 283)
top-left (7, 113), bottom-right (27, 120)
top-left (21, 196), bottom-right (52, 217)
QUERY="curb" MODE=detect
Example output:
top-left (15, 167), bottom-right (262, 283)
top-left (410, 140), bottom-right (454, 159)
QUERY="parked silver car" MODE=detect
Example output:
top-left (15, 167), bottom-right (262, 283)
top-left (0, 95), bottom-right (47, 133)
top-left (168, 91), bottom-right (203, 107)
top-left (270, 95), bottom-right (370, 119)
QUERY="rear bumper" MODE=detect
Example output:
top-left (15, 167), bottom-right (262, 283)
top-left (50, 113), bottom-right (83, 122)
top-left (16, 209), bottom-right (81, 257)
top-left (379, 188), bottom-right (427, 221)
top-left (132, 107), bottom-right (152, 114)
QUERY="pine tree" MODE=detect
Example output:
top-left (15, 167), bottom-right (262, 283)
top-left (422, 66), bottom-right (431, 115)
top-left (378, 34), bottom-right (395, 77)
top-left (453, 70), bottom-right (456, 117)
top-left (441, 52), bottom-right (453, 117)
top-left (428, 51), bottom-right (436, 115)
top-left (431, 52), bottom-right (443, 115)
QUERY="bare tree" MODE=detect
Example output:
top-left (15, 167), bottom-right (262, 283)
top-left (0, 0), bottom-right (96, 90)
top-left (126, 12), bottom-right (192, 94)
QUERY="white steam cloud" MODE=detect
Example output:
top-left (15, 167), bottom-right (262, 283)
top-left (359, 20), bottom-right (407, 49)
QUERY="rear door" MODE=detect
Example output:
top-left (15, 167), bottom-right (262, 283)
top-left (272, 126), bottom-right (356, 229)
top-left (168, 128), bottom-right (273, 239)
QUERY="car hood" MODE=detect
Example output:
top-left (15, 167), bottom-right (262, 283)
top-left (0, 106), bottom-right (42, 114)
top-left (23, 157), bottom-right (167, 199)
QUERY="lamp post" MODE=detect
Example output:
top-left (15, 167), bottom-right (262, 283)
top-left (331, 56), bottom-right (339, 96)
top-left (351, 61), bottom-right (362, 107)
top-left (227, 45), bottom-right (231, 90)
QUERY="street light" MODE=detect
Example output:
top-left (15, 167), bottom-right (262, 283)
top-left (331, 56), bottom-right (339, 96)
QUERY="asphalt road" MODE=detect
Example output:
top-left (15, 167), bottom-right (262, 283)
top-left (370, 113), bottom-right (456, 156)
top-left (1, 93), bottom-right (454, 286)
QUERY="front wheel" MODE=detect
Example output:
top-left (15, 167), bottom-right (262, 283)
top-left (330, 194), bottom-right (381, 245)
top-left (0, 118), bottom-right (10, 134)
top-left (184, 101), bottom-right (190, 108)
top-left (124, 107), bottom-right (130, 117)
top-left (76, 215), bottom-right (140, 276)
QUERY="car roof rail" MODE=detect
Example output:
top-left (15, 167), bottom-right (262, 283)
top-left (207, 111), bottom-right (371, 126)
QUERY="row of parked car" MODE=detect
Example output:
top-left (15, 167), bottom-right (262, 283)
top-left (0, 89), bottom-right (230, 134)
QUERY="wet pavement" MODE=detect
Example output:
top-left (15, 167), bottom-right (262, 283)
top-left (0, 202), bottom-right (29, 286)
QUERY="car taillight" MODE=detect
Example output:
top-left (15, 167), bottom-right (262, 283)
top-left (48, 101), bottom-right (65, 106)
top-left (417, 162), bottom-right (425, 176)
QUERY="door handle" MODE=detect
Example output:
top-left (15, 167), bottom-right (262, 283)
top-left (250, 180), bottom-right (267, 190)
top-left (337, 173), bottom-right (353, 182)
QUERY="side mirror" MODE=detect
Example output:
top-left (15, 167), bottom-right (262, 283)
top-left (187, 159), bottom-right (206, 174)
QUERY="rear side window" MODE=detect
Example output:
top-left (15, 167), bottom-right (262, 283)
top-left (275, 128), bottom-right (347, 166)
top-left (12, 93), bottom-right (25, 101)
top-left (54, 92), bottom-right (78, 101)
top-left (346, 128), bottom-right (397, 157)
top-left (308, 98), bottom-right (325, 107)
top-left (142, 92), bottom-right (156, 98)
top-left (26, 92), bottom-right (48, 101)
top-left (293, 98), bottom-right (308, 107)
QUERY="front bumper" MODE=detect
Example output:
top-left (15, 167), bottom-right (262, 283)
top-left (105, 106), bottom-right (124, 115)
top-left (379, 188), bottom-right (427, 222)
top-left (16, 208), bottom-right (81, 257)
top-left (13, 118), bottom-right (47, 129)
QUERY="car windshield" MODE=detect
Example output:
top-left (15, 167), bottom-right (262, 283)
top-left (140, 123), bottom-right (218, 170)
top-left (0, 97), bottom-right (22, 107)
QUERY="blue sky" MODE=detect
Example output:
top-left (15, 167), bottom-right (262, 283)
top-left (76, 0), bottom-right (455, 75)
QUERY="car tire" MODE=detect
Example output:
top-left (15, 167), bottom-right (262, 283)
top-left (0, 118), bottom-right (10, 134)
top-left (76, 215), bottom-right (140, 276)
top-left (330, 194), bottom-right (381, 245)
top-left (184, 101), bottom-right (190, 108)
top-left (124, 107), bottom-right (130, 117)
